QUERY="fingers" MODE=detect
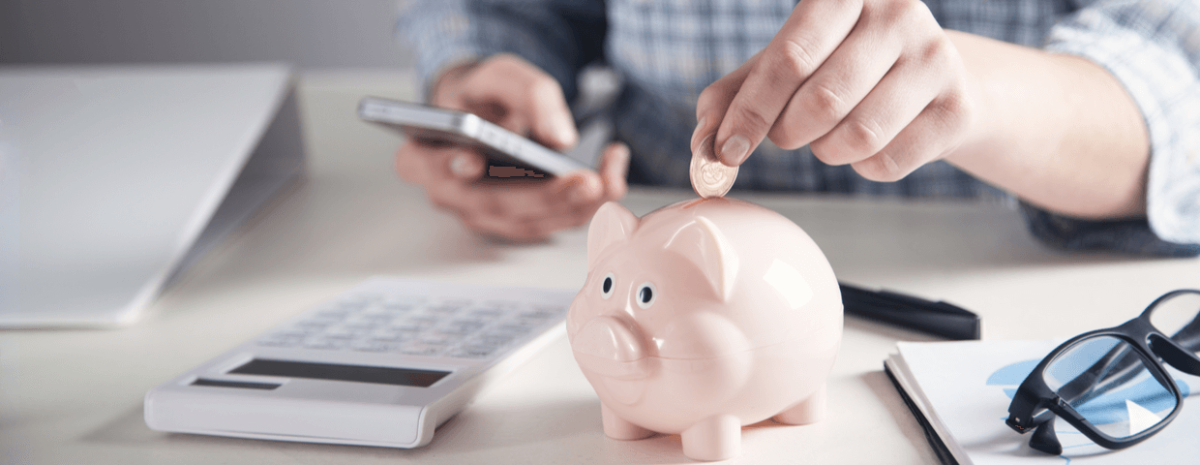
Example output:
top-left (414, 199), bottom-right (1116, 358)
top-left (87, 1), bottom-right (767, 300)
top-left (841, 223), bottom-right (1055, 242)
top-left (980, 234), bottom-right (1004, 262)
top-left (458, 54), bottom-right (578, 149)
top-left (474, 142), bottom-right (628, 239)
top-left (598, 142), bottom-right (631, 201)
top-left (395, 139), bottom-right (486, 184)
top-left (406, 52), bottom-right (620, 241)
top-left (447, 150), bottom-right (486, 181)
top-left (419, 161), bottom-right (619, 241)
top-left (394, 140), bottom-right (431, 184)
top-left (851, 92), bottom-right (972, 181)
top-left (713, 0), bottom-right (862, 166)
top-left (694, 54), bottom-right (757, 154)
top-left (810, 31), bottom-right (962, 168)
top-left (769, 17), bottom-right (903, 150)
top-left (809, 58), bottom-right (941, 167)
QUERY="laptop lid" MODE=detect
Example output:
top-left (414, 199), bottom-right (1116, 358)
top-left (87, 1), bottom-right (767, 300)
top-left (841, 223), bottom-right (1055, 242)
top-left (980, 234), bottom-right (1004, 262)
top-left (0, 64), bottom-right (298, 327)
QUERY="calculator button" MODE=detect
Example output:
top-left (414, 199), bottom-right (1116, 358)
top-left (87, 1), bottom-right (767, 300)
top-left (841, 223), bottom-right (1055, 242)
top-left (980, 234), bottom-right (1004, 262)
top-left (425, 305), bottom-right (462, 315)
top-left (398, 343), bottom-right (446, 357)
top-left (368, 329), bottom-right (411, 342)
top-left (350, 341), bottom-right (395, 352)
top-left (393, 322), bottom-right (431, 332)
top-left (477, 333), bottom-right (516, 346)
top-left (438, 321), bottom-right (485, 335)
top-left (340, 320), bottom-right (377, 331)
top-left (321, 326), bottom-right (366, 339)
top-left (419, 335), bottom-right (457, 346)
top-left (302, 339), bottom-right (347, 350)
top-left (447, 345), bottom-right (496, 359)
top-left (494, 323), bottom-right (535, 334)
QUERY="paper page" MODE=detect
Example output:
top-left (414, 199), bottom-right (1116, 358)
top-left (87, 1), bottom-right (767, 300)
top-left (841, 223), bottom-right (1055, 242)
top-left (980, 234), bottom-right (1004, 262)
top-left (896, 340), bottom-right (1200, 465)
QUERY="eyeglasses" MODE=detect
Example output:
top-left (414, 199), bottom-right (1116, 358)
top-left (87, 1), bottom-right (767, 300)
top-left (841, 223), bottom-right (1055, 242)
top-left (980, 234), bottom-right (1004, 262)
top-left (1005, 289), bottom-right (1200, 454)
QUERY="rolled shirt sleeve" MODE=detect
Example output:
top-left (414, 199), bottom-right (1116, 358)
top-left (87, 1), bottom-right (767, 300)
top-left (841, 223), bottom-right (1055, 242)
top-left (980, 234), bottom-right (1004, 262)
top-left (395, 0), bottom-right (607, 101)
top-left (1029, 0), bottom-right (1200, 255)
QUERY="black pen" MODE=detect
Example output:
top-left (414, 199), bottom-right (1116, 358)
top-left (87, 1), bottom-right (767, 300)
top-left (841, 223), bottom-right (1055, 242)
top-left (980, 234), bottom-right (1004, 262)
top-left (839, 282), bottom-right (981, 340)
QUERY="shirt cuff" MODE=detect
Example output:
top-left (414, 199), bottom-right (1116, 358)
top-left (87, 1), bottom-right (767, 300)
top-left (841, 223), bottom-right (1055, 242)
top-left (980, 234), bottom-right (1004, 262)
top-left (395, 6), bottom-right (482, 101)
top-left (396, 4), bottom-right (584, 102)
top-left (1019, 201), bottom-right (1200, 257)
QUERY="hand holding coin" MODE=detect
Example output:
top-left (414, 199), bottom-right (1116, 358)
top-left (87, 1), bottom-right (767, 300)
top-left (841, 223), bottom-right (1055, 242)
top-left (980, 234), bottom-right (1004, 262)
top-left (690, 134), bottom-right (739, 198)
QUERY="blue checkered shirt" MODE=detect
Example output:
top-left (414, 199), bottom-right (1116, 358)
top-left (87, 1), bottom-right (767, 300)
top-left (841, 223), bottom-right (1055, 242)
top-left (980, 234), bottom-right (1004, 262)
top-left (397, 0), bottom-right (1200, 257)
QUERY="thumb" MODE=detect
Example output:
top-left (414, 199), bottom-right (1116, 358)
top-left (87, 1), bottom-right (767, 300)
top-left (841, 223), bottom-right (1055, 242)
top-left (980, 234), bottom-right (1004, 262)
top-left (461, 54), bottom-right (578, 150)
top-left (598, 142), bottom-right (630, 201)
top-left (525, 78), bottom-right (579, 150)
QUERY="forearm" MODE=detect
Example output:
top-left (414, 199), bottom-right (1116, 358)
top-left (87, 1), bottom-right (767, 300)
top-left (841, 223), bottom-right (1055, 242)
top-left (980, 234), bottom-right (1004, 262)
top-left (945, 30), bottom-right (1150, 219)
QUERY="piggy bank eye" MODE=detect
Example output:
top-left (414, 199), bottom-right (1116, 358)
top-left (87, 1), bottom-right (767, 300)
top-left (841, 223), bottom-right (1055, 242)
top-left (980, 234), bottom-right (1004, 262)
top-left (601, 273), bottom-right (615, 299)
top-left (636, 282), bottom-right (656, 309)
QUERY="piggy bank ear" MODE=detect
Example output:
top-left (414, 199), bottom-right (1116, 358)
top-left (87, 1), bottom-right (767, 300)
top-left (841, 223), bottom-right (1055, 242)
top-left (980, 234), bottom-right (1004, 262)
top-left (588, 202), bottom-right (639, 268)
top-left (664, 216), bottom-right (739, 302)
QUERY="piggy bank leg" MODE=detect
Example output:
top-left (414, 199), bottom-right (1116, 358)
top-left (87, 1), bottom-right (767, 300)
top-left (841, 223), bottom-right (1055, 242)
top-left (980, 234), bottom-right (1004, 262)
top-left (681, 414), bottom-right (740, 461)
top-left (601, 403), bottom-right (654, 440)
top-left (773, 384), bottom-right (827, 425)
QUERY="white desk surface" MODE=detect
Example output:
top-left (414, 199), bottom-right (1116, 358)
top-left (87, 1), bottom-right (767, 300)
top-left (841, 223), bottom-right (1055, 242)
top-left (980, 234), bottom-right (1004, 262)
top-left (3, 71), bottom-right (1198, 465)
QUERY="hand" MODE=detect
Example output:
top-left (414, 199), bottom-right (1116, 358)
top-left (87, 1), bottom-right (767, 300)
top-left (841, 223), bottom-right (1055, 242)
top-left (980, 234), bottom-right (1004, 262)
top-left (395, 54), bottom-right (629, 242)
top-left (693, 0), bottom-right (973, 182)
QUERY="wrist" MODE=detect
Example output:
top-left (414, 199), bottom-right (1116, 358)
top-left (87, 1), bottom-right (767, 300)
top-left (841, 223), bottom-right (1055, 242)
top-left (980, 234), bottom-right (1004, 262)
top-left (941, 31), bottom-right (1001, 166)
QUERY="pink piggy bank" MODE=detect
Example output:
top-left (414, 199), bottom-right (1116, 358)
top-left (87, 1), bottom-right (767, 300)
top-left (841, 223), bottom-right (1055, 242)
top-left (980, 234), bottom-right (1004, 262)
top-left (567, 198), bottom-right (842, 461)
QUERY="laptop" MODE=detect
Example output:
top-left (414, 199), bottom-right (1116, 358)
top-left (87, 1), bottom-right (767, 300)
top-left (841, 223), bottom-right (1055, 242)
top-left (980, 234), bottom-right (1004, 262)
top-left (0, 64), bottom-right (304, 327)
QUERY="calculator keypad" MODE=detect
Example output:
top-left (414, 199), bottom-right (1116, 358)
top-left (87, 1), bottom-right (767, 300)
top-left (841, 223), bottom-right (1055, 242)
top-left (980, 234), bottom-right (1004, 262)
top-left (256, 294), bottom-right (566, 359)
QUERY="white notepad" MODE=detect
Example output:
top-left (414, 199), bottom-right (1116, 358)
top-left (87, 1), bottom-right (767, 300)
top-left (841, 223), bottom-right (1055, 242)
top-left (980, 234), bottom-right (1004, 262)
top-left (885, 339), bottom-right (1200, 465)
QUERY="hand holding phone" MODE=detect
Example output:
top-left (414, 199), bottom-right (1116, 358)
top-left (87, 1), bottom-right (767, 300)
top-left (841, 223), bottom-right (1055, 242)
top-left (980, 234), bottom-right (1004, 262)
top-left (384, 54), bottom-right (629, 242)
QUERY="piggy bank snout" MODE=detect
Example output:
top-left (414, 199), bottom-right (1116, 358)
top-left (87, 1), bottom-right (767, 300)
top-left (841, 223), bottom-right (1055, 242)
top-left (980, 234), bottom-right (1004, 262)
top-left (572, 315), bottom-right (653, 380)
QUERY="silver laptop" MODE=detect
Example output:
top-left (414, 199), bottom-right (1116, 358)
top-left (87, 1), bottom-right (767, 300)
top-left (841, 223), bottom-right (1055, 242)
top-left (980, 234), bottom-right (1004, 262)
top-left (0, 64), bottom-right (304, 327)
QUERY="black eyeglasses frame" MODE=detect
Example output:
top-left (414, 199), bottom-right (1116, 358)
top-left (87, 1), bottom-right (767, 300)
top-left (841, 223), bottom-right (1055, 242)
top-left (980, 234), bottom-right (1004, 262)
top-left (1004, 289), bottom-right (1200, 455)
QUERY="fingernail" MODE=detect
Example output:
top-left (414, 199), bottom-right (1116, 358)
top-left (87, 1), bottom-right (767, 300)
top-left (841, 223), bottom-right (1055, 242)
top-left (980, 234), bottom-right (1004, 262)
top-left (691, 117), bottom-right (708, 149)
top-left (556, 122), bottom-right (576, 146)
top-left (450, 154), bottom-right (472, 177)
top-left (720, 135), bottom-right (750, 165)
top-left (568, 176), bottom-right (602, 203)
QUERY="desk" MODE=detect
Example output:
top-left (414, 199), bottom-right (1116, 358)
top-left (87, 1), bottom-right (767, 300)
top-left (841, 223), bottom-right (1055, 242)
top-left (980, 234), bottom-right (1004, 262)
top-left (3, 72), bottom-right (1198, 465)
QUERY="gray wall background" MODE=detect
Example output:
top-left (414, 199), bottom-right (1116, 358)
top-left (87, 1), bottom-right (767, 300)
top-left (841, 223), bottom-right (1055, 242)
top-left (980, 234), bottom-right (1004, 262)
top-left (0, 0), bottom-right (415, 69)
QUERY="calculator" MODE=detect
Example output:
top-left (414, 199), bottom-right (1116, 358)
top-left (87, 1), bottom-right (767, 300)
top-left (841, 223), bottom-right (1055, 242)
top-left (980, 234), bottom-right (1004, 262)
top-left (144, 277), bottom-right (576, 448)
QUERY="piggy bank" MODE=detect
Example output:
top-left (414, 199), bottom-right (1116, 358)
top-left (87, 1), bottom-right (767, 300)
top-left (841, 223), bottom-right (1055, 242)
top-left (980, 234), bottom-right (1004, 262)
top-left (566, 198), bottom-right (842, 461)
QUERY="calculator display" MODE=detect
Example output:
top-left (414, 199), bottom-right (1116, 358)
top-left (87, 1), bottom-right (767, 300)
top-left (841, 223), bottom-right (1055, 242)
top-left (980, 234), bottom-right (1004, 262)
top-left (230, 359), bottom-right (451, 388)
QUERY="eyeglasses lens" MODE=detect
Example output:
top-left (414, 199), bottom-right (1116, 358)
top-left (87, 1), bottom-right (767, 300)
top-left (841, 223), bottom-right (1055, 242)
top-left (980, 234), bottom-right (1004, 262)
top-left (1149, 292), bottom-right (1200, 346)
top-left (1041, 335), bottom-right (1176, 439)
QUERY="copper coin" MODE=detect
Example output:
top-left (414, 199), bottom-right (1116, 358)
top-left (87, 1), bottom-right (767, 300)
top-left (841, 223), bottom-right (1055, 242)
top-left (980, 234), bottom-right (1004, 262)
top-left (690, 134), bottom-right (738, 198)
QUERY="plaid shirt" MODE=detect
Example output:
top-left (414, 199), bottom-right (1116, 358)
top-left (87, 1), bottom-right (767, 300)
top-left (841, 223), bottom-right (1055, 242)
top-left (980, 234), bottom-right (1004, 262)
top-left (398, 0), bottom-right (1200, 256)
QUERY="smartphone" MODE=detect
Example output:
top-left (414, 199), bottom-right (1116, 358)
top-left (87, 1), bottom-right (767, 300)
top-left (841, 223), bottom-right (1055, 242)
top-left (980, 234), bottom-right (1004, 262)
top-left (358, 97), bottom-right (603, 177)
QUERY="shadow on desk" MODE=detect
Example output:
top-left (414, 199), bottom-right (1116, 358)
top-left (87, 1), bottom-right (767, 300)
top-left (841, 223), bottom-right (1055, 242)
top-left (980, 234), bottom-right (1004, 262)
top-left (86, 398), bottom-right (821, 464)
top-left (83, 398), bottom-right (593, 460)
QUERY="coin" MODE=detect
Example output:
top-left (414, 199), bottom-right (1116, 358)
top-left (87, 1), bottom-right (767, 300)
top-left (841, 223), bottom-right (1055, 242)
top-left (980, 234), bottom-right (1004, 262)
top-left (690, 134), bottom-right (738, 198)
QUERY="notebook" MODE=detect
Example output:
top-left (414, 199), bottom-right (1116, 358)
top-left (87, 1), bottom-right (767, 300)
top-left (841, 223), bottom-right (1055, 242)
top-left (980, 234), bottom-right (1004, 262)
top-left (884, 339), bottom-right (1200, 465)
